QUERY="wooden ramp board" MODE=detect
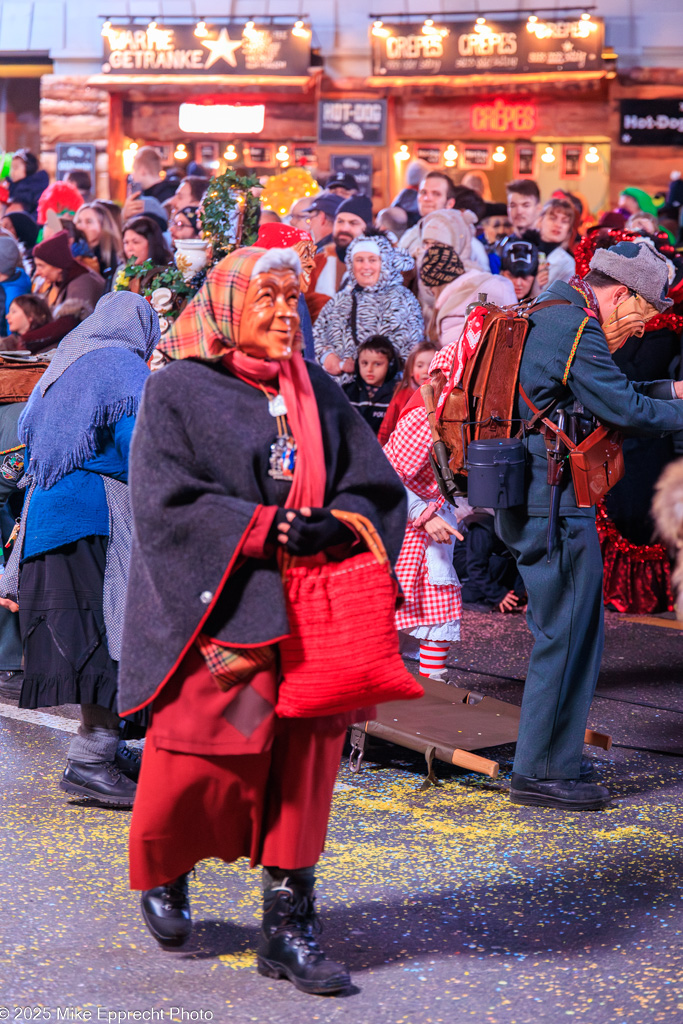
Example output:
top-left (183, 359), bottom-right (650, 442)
top-left (350, 677), bottom-right (612, 780)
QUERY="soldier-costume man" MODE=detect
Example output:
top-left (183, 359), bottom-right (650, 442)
top-left (497, 240), bottom-right (683, 810)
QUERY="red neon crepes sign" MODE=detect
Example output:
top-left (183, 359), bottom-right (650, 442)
top-left (471, 99), bottom-right (537, 133)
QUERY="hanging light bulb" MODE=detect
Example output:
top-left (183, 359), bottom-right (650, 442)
top-left (194, 21), bottom-right (209, 38)
top-left (147, 20), bottom-right (157, 31)
top-left (101, 19), bottom-right (112, 36)
top-left (276, 145), bottom-right (290, 167)
top-left (541, 145), bottom-right (556, 164)
top-left (223, 144), bottom-right (238, 161)
top-left (581, 12), bottom-right (591, 20)
top-left (492, 145), bottom-right (507, 163)
top-left (371, 20), bottom-right (391, 38)
top-left (443, 144), bottom-right (458, 167)
top-left (292, 20), bottom-right (311, 38)
top-left (243, 21), bottom-right (257, 39)
top-left (122, 141), bottom-right (139, 174)
top-left (585, 146), bottom-right (600, 164)
top-left (174, 143), bottom-right (188, 162)
top-left (395, 144), bottom-right (410, 162)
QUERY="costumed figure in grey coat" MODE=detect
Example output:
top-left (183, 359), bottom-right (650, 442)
top-left (117, 245), bottom-right (407, 994)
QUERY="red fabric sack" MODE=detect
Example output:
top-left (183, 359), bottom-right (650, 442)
top-left (276, 512), bottom-right (424, 718)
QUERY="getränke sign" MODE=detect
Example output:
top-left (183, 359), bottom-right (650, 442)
top-left (102, 21), bottom-right (311, 77)
top-left (371, 17), bottom-right (604, 77)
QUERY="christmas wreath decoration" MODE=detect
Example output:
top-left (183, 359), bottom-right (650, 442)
top-left (199, 167), bottom-right (261, 261)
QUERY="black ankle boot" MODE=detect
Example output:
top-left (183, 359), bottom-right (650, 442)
top-left (257, 877), bottom-right (350, 995)
top-left (141, 872), bottom-right (192, 949)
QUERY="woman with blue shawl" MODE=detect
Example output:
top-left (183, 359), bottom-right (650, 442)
top-left (0, 291), bottom-right (159, 808)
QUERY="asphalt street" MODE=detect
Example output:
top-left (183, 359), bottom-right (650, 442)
top-left (1, 608), bottom-right (682, 1024)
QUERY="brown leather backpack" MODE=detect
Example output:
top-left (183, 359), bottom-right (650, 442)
top-left (0, 355), bottom-right (49, 405)
top-left (422, 298), bottom-right (570, 495)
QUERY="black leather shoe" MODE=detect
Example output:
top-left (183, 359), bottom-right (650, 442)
top-left (0, 670), bottom-right (23, 700)
top-left (141, 873), bottom-right (192, 949)
top-left (580, 756), bottom-right (595, 780)
top-left (60, 760), bottom-right (137, 808)
top-left (257, 880), bottom-right (350, 995)
top-left (510, 773), bottom-right (610, 810)
top-left (115, 744), bottom-right (142, 782)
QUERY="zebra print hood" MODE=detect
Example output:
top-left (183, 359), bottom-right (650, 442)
top-left (345, 232), bottom-right (415, 292)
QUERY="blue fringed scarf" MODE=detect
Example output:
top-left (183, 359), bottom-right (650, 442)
top-left (19, 292), bottom-right (160, 489)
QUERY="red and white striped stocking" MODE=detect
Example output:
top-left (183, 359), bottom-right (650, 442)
top-left (418, 641), bottom-right (450, 678)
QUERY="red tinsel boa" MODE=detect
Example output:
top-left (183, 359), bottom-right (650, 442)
top-left (596, 501), bottom-right (674, 614)
top-left (574, 229), bottom-right (683, 335)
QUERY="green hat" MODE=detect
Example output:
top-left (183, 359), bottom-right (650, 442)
top-left (620, 187), bottom-right (658, 217)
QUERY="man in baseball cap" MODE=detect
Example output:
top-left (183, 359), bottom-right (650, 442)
top-left (301, 191), bottom-right (344, 252)
top-left (327, 172), bottom-right (359, 198)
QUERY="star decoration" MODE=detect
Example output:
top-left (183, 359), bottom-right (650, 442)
top-left (202, 28), bottom-right (243, 70)
top-left (621, 133), bottom-right (632, 143)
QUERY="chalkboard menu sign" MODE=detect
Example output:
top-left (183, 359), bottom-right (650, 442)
top-left (55, 143), bottom-right (97, 184)
top-left (416, 146), bottom-right (441, 165)
top-left (319, 100), bottom-right (386, 146)
top-left (330, 154), bottom-right (373, 197)
top-left (371, 18), bottom-right (604, 77)
top-left (620, 100), bottom-right (683, 147)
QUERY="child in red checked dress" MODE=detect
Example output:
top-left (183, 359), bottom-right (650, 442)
top-left (383, 310), bottom-right (486, 679)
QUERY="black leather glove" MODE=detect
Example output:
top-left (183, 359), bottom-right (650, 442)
top-left (276, 508), bottom-right (354, 556)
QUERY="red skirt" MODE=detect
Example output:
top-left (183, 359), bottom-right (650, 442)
top-left (129, 650), bottom-right (347, 890)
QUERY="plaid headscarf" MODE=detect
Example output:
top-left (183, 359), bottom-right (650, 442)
top-left (419, 242), bottom-right (465, 288)
top-left (161, 246), bottom-right (267, 361)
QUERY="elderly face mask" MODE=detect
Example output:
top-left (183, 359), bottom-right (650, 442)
top-left (602, 292), bottom-right (659, 353)
top-left (238, 268), bottom-right (301, 361)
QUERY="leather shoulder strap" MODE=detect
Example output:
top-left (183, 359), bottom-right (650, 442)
top-left (519, 385), bottom-right (575, 449)
top-left (527, 298), bottom-right (573, 313)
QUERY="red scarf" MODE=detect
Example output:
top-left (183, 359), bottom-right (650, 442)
top-left (222, 349), bottom-right (325, 509)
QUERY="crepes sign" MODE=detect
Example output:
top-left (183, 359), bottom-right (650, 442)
top-left (101, 21), bottom-right (311, 76)
top-left (371, 18), bottom-right (604, 77)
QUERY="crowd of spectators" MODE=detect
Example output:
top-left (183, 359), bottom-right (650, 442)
top-left (0, 144), bottom-right (680, 627)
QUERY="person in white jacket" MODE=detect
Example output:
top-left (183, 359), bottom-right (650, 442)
top-left (530, 198), bottom-right (576, 296)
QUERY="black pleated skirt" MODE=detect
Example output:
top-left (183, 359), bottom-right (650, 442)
top-left (18, 535), bottom-right (118, 711)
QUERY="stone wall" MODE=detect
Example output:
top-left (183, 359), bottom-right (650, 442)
top-left (40, 75), bottom-right (110, 198)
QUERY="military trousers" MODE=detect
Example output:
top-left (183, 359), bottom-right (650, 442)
top-left (495, 509), bottom-right (605, 779)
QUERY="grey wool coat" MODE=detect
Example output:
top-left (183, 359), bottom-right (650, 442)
top-left (117, 358), bottom-right (407, 715)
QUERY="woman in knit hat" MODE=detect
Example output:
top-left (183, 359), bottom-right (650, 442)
top-left (414, 207), bottom-right (479, 318)
top-left (420, 240), bottom-right (516, 347)
top-left (313, 229), bottom-right (423, 383)
top-left (32, 229), bottom-right (105, 311)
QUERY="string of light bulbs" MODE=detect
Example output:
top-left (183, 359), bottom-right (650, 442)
top-left (101, 17), bottom-right (312, 40)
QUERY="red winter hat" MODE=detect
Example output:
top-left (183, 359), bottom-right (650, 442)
top-left (33, 229), bottom-right (79, 271)
top-left (257, 222), bottom-right (313, 249)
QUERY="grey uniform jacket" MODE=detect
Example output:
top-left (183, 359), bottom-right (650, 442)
top-left (516, 280), bottom-right (683, 517)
